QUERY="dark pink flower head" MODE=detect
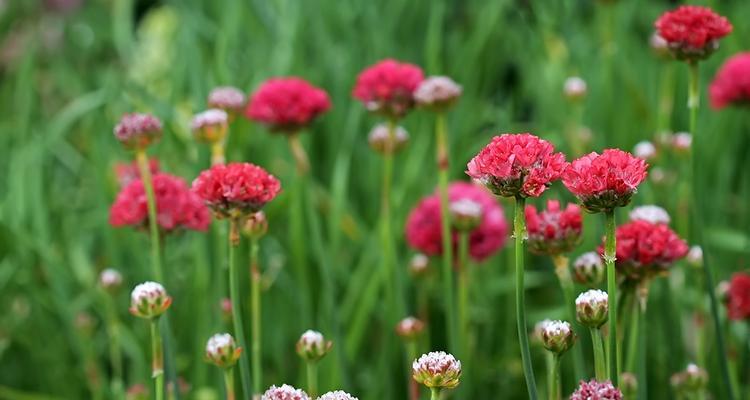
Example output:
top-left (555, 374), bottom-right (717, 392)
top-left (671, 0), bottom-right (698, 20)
top-left (113, 113), bottom-right (163, 150)
top-left (191, 162), bottom-right (281, 219)
top-left (562, 149), bottom-right (648, 213)
top-left (525, 200), bottom-right (582, 256)
top-left (466, 133), bottom-right (566, 198)
top-left (710, 53), bottom-right (750, 109)
top-left (110, 173), bottom-right (211, 233)
top-left (245, 77), bottom-right (331, 134)
top-left (405, 182), bottom-right (508, 263)
top-left (654, 5), bottom-right (732, 62)
top-left (352, 59), bottom-right (424, 119)
top-left (570, 379), bottom-right (622, 400)
top-left (727, 273), bottom-right (750, 320)
top-left (114, 158), bottom-right (160, 187)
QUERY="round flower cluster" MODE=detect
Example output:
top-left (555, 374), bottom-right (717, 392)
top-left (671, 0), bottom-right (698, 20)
top-left (629, 205), bottom-right (670, 225)
top-left (352, 59), bottom-right (424, 118)
top-left (191, 109), bottom-right (228, 143)
top-left (261, 384), bottom-right (310, 400)
top-left (405, 182), bottom-right (508, 262)
top-left (563, 149), bottom-right (648, 213)
top-left (412, 351), bottom-right (462, 389)
top-left (296, 330), bottom-right (332, 362)
top-left (317, 391), bottom-right (358, 400)
top-left (113, 113), bottom-right (163, 150)
top-left (570, 379), bottom-right (622, 400)
top-left (114, 158), bottom-right (159, 187)
top-left (467, 133), bottom-right (566, 198)
top-left (573, 251), bottom-right (605, 286)
top-left (414, 75), bottom-right (462, 112)
top-left (395, 316), bottom-right (425, 340)
top-left (110, 173), bottom-right (211, 233)
top-left (575, 289), bottom-right (608, 328)
top-left (727, 273), bottom-right (750, 320)
top-left (524, 200), bottom-right (582, 256)
top-left (207, 86), bottom-right (246, 115)
top-left (246, 77), bottom-right (331, 133)
top-left (710, 52), bottom-right (750, 109)
top-left (205, 333), bottom-right (242, 369)
top-left (539, 320), bottom-right (576, 355)
top-left (191, 162), bottom-right (281, 219)
top-left (129, 281), bottom-right (172, 319)
top-left (654, 5), bottom-right (732, 62)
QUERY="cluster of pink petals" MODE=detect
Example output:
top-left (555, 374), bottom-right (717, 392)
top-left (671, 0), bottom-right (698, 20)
top-left (570, 379), bottom-right (623, 400)
top-left (114, 158), bottom-right (159, 187)
top-left (710, 53), bottom-right (750, 109)
top-left (113, 113), bottom-right (163, 149)
top-left (191, 162), bottom-right (281, 218)
top-left (352, 59), bottom-right (424, 118)
top-left (110, 173), bottom-right (210, 233)
top-left (562, 149), bottom-right (648, 213)
top-left (406, 182), bottom-right (508, 262)
top-left (245, 77), bottom-right (331, 133)
top-left (727, 273), bottom-right (750, 320)
top-left (261, 384), bottom-right (310, 400)
top-left (466, 133), bottom-right (566, 198)
top-left (655, 5), bottom-right (732, 61)
top-left (525, 200), bottom-right (582, 256)
top-left (208, 86), bottom-right (247, 114)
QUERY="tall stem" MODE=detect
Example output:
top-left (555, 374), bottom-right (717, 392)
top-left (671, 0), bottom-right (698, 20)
top-left (406, 341), bottom-right (419, 400)
top-left (135, 150), bottom-right (163, 281)
top-left (457, 231), bottom-right (470, 359)
top-left (211, 141), bottom-right (226, 166)
top-left (150, 319), bottom-right (164, 400)
top-left (250, 238), bottom-right (262, 397)
top-left (430, 388), bottom-right (441, 400)
top-left (306, 362), bottom-right (318, 398)
top-left (228, 219), bottom-right (252, 398)
top-left (548, 354), bottom-right (561, 400)
top-left (224, 369), bottom-right (236, 400)
top-left (515, 196), bottom-right (539, 400)
top-left (625, 291), bottom-right (640, 374)
top-left (381, 119), bottom-right (400, 322)
top-left (106, 296), bottom-right (124, 399)
top-left (552, 255), bottom-right (584, 380)
top-left (435, 112), bottom-right (456, 352)
top-left (604, 210), bottom-right (618, 386)
top-left (591, 328), bottom-right (607, 381)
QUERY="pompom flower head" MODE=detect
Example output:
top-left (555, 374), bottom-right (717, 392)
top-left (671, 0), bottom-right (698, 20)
top-left (562, 149), bottom-right (648, 213)
top-left (540, 320), bottom-right (576, 355)
top-left (246, 77), bottom-right (331, 133)
top-left (654, 5), bottom-right (732, 62)
top-left (352, 59), bottom-right (424, 119)
top-left (208, 86), bottom-right (246, 116)
top-left (575, 289), bottom-right (609, 328)
top-left (129, 281), bottom-right (172, 319)
top-left (570, 379), bottom-right (622, 400)
top-left (710, 52), bottom-right (750, 109)
top-left (727, 273), bottom-right (750, 320)
top-left (192, 109), bottom-right (228, 143)
top-left (205, 333), bottom-right (242, 369)
top-left (296, 330), bottom-right (332, 362)
top-left (114, 113), bottom-right (163, 150)
top-left (317, 391), bottom-right (358, 400)
top-left (466, 133), bottom-right (566, 198)
top-left (412, 351), bottom-right (461, 389)
top-left (262, 384), bottom-right (310, 400)
top-left (192, 162), bottom-right (281, 219)
top-left (414, 75), bottom-right (462, 112)
top-left (525, 200), bottom-right (582, 256)
top-left (573, 251), bottom-right (605, 286)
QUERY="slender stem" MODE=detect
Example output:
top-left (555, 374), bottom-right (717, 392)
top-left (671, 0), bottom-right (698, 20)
top-left (406, 341), bottom-right (419, 400)
top-left (604, 210), bottom-right (618, 386)
top-left (211, 141), bottom-right (226, 166)
top-left (431, 387), bottom-right (441, 400)
top-left (224, 368), bottom-right (236, 400)
top-left (591, 328), bottom-right (607, 381)
top-left (549, 354), bottom-right (561, 400)
top-left (545, 352), bottom-right (554, 400)
top-left (228, 219), bottom-right (252, 398)
top-left (435, 112), bottom-right (456, 353)
top-left (381, 119), bottom-right (400, 322)
top-left (514, 196), bottom-right (539, 400)
top-left (105, 296), bottom-right (124, 400)
top-left (306, 362), bottom-right (318, 398)
top-left (135, 150), bottom-right (163, 281)
top-left (288, 133), bottom-right (310, 175)
top-left (458, 231), bottom-right (470, 358)
top-left (552, 255), bottom-right (584, 380)
top-left (250, 238), bottom-right (262, 397)
top-left (150, 319), bottom-right (164, 400)
top-left (625, 291), bottom-right (640, 374)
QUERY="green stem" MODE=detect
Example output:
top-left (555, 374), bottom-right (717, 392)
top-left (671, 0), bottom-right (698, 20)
top-left (228, 219), bottom-right (252, 398)
top-left (150, 319), bottom-right (164, 400)
top-left (381, 119), bottom-right (400, 322)
top-left (604, 210), bottom-right (618, 386)
top-left (106, 297), bottom-right (124, 400)
top-left (458, 231), bottom-right (470, 358)
top-left (549, 354), bottom-right (561, 400)
top-left (514, 196), bottom-right (539, 400)
top-left (211, 141), bottom-right (226, 166)
top-left (435, 112), bottom-right (456, 352)
top-left (250, 238), bottom-right (262, 397)
top-left (406, 341), bottom-right (419, 400)
top-left (224, 369), bottom-right (236, 400)
top-left (552, 255), bottom-right (585, 381)
top-left (306, 362), bottom-right (318, 398)
top-left (135, 150), bottom-right (163, 282)
top-left (288, 134), bottom-right (310, 175)
top-left (591, 328), bottom-right (607, 381)
top-left (431, 387), bottom-right (441, 400)
top-left (625, 292), bottom-right (640, 374)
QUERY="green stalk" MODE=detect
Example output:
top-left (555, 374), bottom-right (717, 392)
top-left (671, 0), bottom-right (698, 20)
top-left (545, 352), bottom-right (554, 400)
top-left (457, 231), bottom-right (470, 358)
top-left (590, 328), bottom-right (607, 381)
top-left (604, 210), bottom-right (618, 386)
top-left (552, 255), bottom-right (585, 380)
top-left (306, 362), bottom-right (318, 398)
top-left (250, 238), bottom-right (262, 397)
top-left (381, 119), bottom-right (399, 321)
top-left (431, 387), bottom-right (441, 400)
top-left (228, 219), bottom-right (252, 398)
top-left (211, 141), bottom-right (226, 166)
top-left (548, 354), bottom-right (561, 400)
top-left (135, 150), bottom-right (163, 281)
top-left (406, 341), bottom-right (419, 400)
top-left (224, 369), bottom-right (236, 400)
top-left (150, 319), bottom-right (164, 400)
top-left (105, 296), bottom-right (124, 400)
top-left (514, 196), bottom-right (539, 400)
top-left (625, 292), bottom-right (640, 374)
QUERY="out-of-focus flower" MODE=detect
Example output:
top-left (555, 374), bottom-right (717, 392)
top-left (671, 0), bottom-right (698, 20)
top-left (575, 290), bottom-right (608, 328)
top-left (352, 59), bottom-right (424, 119)
top-left (205, 333), bottom-right (242, 369)
top-left (727, 273), bottom-right (750, 320)
top-left (573, 252), bottom-right (605, 286)
top-left (192, 109), bottom-right (228, 143)
top-left (633, 141), bottom-right (657, 160)
top-left (655, 6), bottom-right (732, 62)
top-left (717, 280), bottom-right (730, 304)
top-left (114, 158), bottom-right (160, 187)
top-left (192, 163), bottom-right (281, 219)
top-left (467, 133), bottom-right (566, 198)
top-left (629, 205), bottom-right (671, 225)
top-left (532, 319), bottom-right (553, 346)
top-left (672, 132), bottom-right (692, 153)
top-left (620, 373), bottom-right (638, 398)
top-left (220, 298), bottom-right (232, 321)
top-left (243, 211), bottom-right (268, 239)
top-left (409, 253), bottom-right (430, 277)
top-left (711, 52), bottom-right (750, 109)
top-left (262, 384), bottom-right (310, 400)
top-left (110, 173), bottom-right (211, 233)
top-left (99, 268), bottom-right (123, 292)
top-left (671, 364), bottom-right (708, 397)
top-left (686, 245), bottom-right (703, 267)
top-left (449, 198), bottom-right (483, 232)
top-left (317, 391), bottom-right (359, 400)
top-left (368, 123), bottom-right (409, 155)
top-left (570, 379), bottom-right (622, 400)
top-left (414, 76), bottom-right (462, 112)
top-left (412, 351), bottom-right (462, 389)
top-left (296, 330), bottom-right (332, 362)
top-left (246, 77), bottom-right (331, 133)
top-left (564, 77), bottom-right (587, 101)
top-left (649, 167), bottom-right (669, 186)
top-left (114, 113), bottom-right (163, 150)
top-left (208, 86), bottom-right (246, 116)
top-left (650, 32), bottom-right (670, 59)
top-left (562, 149), bottom-right (648, 213)
top-left (540, 320), bottom-right (576, 355)
top-left (126, 383), bottom-right (149, 400)
top-left (395, 316), bottom-right (425, 341)
top-left (129, 281), bottom-right (172, 319)
top-left (525, 200), bottom-right (582, 256)
top-left (75, 312), bottom-right (95, 335)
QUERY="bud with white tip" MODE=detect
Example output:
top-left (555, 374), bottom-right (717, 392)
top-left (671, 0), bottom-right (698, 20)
top-left (192, 109), bottom-right (228, 144)
top-left (296, 330), bottom-right (332, 363)
top-left (672, 132), bottom-right (692, 153)
top-left (243, 211), bottom-right (268, 239)
top-left (633, 141), bottom-right (657, 160)
top-left (414, 76), bottom-right (462, 112)
top-left (412, 351), bottom-right (462, 389)
top-left (576, 290), bottom-right (609, 328)
top-left (449, 198), bottom-right (483, 232)
top-left (671, 363), bottom-right (708, 396)
top-left (409, 253), bottom-right (430, 277)
top-left (205, 333), bottom-right (242, 369)
top-left (368, 123), bottom-right (409, 155)
top-left (129, 281), bottom-right (172, 319)
top-left (573, 252), bottom-right (605, 287)
top-left (540, 320), bottom-right (576, 355)
top-left (395, 316), bottom-right (425, 341)
top-left (564, 77), bottom-right (587, 101)
top-left (99, 268), bottom-right (123, 292)
top-left (629, 205), bottom-right (671, 225)
top-left (686, 245), bottom-right (703, 268)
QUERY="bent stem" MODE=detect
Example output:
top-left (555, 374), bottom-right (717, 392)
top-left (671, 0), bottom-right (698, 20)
top-left (590, 327), bottom-right (607, 381)
top-left (150, 319), bottom-right (164, 400)
top-left (135, 150), bottom-right (163, 281)
top-left (250, 238), bottom-right (262, 397)
top-left (228, 219), bottom-right (252, 398)
top-left (604, 210), bottom-right (618, 386)
top-left (306, 361), bottom-right (318, 398)
top-left (515, 196), bottom-right (539, 400)
top-left (224, 368), bottom-right (236, 400)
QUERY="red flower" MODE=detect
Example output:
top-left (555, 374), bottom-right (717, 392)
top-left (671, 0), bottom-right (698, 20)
top-left (727, 273), bottom-right (750, 320)
top-left (245, 77), bottom-right (331, 133)
top-left (352, 59), bottom-right (424, 119)
top-left (191, 162), bottom-right (281, 218)
top-left (654, 5), bottom-right (732, 62)
top-left (525, 200), bottom-right (582, 256)
top-left (114, 158), bottom-right (159, 187)
top-left (570, 379), bottom-right (622, 400)
top-left (562, 149), bottom-right (648, 213)
top-left (110, 173), bottom-right (210, 233)
top-left (710, 53), bottom-right (750, 109)
top-left (113, 113), bottom-right (163, 150)
top-left (466, 133), bottom-right (566, 198)
top-left (405, 182), bottom-right (508, 262)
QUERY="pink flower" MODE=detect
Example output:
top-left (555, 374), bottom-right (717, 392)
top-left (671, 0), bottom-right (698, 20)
top-left (352, 59), bottom-right (424, 119)
top-left (562, 149), bottom-right (648, 213)
top-left (654, 5), bottom-right (732, 62)
top-left (727, 273), bottom-right (750, 321)
top-left (261, 384), bottom-right (310, 400)
top-left (570, 379), bottom-right (622, 400)
top-left (208, 86), bottom-right (247, 115)
top-left (110, 173), bottom-right (211, 233)
top-left (525, 200), bottom-right (582, 256)
top-left (113, 113), bottom-right (163, 149)
top-left (191, 162), bottom-right (281, 218)
top-left (710, 52), bottom-right (750, 109)
top-left (114, 158), bottom-right (160, 187)
top-left (245, 77), bottom-right (331, 133)
top-left (405, 182), bottom-right (508, 262)
top-left (466, 133), bottom-right (566, 198)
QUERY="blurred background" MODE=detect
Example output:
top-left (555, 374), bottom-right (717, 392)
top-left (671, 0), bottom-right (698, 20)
top-left (0, 0), bottom-right (748, 399)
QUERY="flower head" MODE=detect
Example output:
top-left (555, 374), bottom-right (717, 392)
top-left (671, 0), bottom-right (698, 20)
top-left (672, 132), bottom-right (692, 153)
top-left (129, 281), bottom-right (172, 319)
top-left (246, 77), bottom-right (331, 133)
top-left (317, 391), bottom-right (358, 400)
top-left (449, 198), bottom-right (483, 232)
top-left (727, 273), bottom-right (750, 320)
top-left (467, 133), bottom-right (566, 198)
top-left (562, 149), bottom-right (648, 213)
top-left (686, 245), bottom-right (703, 267)
top-left (192, 162), bottom-right (281, 219)
top-left (114, 113), bottom-right (163, 150)
top-left (655, 5), bottom-right (732, 62)
top-left (575, 290), bottom-right (609, 328)
top-left (242, 211), bottom-right (268, 239)
top-left (409, 253), bottom-right (430, 277)
top-left (671, 364), bottom-right (709, 396)
top-left (414, 76), bottom-right (462, 112)
top-left (629, 205), bottom-right (670, 225)
top-left (525, 200), bottom-right (582, 256)
top-left (540, 320), bottom-right (576, 355)
top-left (564, 77), bottom-right (587, 101)
top-left (570, 379), bottom-right (622, 400)
top-left (110, 173), bottom-right (211, 233)
top-left (191, 109), bottom-right (228, 143)
top-left (296, 330), bottom-right (332, 362)
top-left (208, 86), bottom-right (246, 116)
top-left (573, 251), bottom-right (605, 286)
top-left (710, 52), bottom-right (750, 109)
top-left (368, 123), bottom-right (409, 155)
top-left (205, 333), bottom-right (242, 369)
top-left (633, 141), bottom-right (657, 160)
top-left (262, 384), bottom-right (311, 400)
top-left (352, 59), bottom-right (424, 119)
top-left (395, 316), bottom-right (425, 341)
top-left (99, 268), bottom-right (123, 291)
top-left (114, 158), bottom-right (159, 187)
top-left (412, 351), bottom-right (461, 389)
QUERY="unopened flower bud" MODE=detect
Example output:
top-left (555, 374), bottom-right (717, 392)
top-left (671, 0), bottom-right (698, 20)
top-left (409, 253), bottom-right (430, 277)
top-left (191, 109), bottom-right (228, 144)
top-left (414, 76), bottom-right (462, 112)
top-left (620, 372), bottom-right (638, 398)
top-left (573, 252), bottom-right (605, 287)
top-left (450, 199), bottom-right (483, 232)
top-left (650, 32), bottom-right (670, 59)
top-left (671, 363), bottom-right (708, 396)
top-left (129, 281), bottom-right (172, 319)
top-left (716, 280), bottom-right (730, 304)
top-left (395, 316), bottom-right (425, 341)
top-left (686, 245), bottom-right (703, 267)
top-left (368, 123), bottom-right (409, 155)
top-left (672, 132), bottom-right (692, 153)
top-left (633, 141), bottom-right (657, 160)
top-left (99, 268), bottom-right (123, 292)
top-left (296, 330), bottom-right (332, 363)
top-left (412, 351), bottom-right (462, 389)
top-left (532, 319), bottom-right (553, 346)
top-left (629, 205), bottom-right (670, 225)
top-left (207, 86), bottom-right (246, 117)
top-left (114, 113), bottom-right (163, 150)
top-left (262, 384), bottom-right (311, 400)
top-left (575, 290), bottom-right (609, 328)
top-left (317, 391), bottom-right (359, 400)
top-left (540, 320), bottom-right (576, 355)
top-left (649, 167), bottom-right (669, 186)
top-left (564, 77), bottom-right (587, 101)
top-left (243, 211), bottom-right (268, 239)
top-left (205, 333), bottom-right (242, 369)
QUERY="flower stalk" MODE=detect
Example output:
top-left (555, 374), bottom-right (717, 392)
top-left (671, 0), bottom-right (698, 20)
top-left (150, 319), bottom-right (164, 400)
top-left (430, 387), bottom-right (441, 400)
top-left (211, 141), bottom-right (226, 166)
top-left (515, 196), bottom-right (539, 400)
top-left (135, 149), bottom-right (163, 281)
top-left (250, 237), bottom-right (262, 397)
top-left (604, 210), bottom-right (618, 385)
top-left (590, 327), bottom-right (607, 381)
top-left (224, 368), bottom-right (236, 400)
top-left (548, 354), bottom-right (561, 400)
top-left (288, 133), bottom-right (310, 175)
top-left (228, 219), bottom-right (252, 398)
top-left (551, 255), bottom-right (584, 379)
top-left (306, 361), bottom-right (318, 398)
top-left (457, 230), bottom-right (470, 358)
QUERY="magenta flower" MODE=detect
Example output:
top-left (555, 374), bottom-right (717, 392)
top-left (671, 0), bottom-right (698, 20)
top-left (525, 200), bottom-right (582, 256)
top-left (655, 5), bottom-right (732, 62)
top-left (710, 52), bottom-right (750, 109)
top-left (570, 379), bottom-right (622, 400)
top-left (352, 59), bottom-right (424, 119)
top-left (192, 162), bottom-right (281, 219)
top-left (245, 77), bottom-right (331, 133)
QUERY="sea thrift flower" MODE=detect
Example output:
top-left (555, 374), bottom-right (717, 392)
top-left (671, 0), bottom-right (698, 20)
top-left (296, 330), bottom-right (332, 362)
top-left (686, 245), bottom-right (703, 267)
top-left (562, 149), bottom-right (648, 213)
top-left (99, 268), bottom-right (123, 291)
top-left (449, 198), bottom-right (483, 232)
top-left (466, 133), bottom-right (566, 198)
top-left (395, 316), bottom-right (425, 341)
top-left (317, 391), bottom-right (359, 400)
top-left (525, 200), bottom-right (582, 255)
top-left (564, 77), bottom-right (587, 101)
top-left (205, 333), bottom-right (242, 368)
top-left (672, 132), bottom-right (692, 153)
top-left (208, 86), bottom-right (246, 116)
top-left (114, 158), bottom-right (159, 187)
top-left (604, 220), bottom-right (688, 281)
top-left (262, 384), bottom-right (311, 400)
top-left (192, 162), bottom-right (281, 219)
top-left (633, 141), bottom-right (657, 160)
top-left (573, 252), bottom-right (605, 286)
top-left (405, 182), bottom-right (508, 262)
top-left (629, 205), bottom-right (671, 225)
top-left (368, 123), bottom-right (409, 155)
top-left (414, 75), bottom-right (462, 112)
top-left (412, 351), bottom-right (462, 389)
top-left (710, 53), bottom-right (750, 109)
top-left (352, 59), bottom-right (424, 118)
top-left (532, 319), bottom-right (553, 346)
top-left (727, 273), bottom-right (750, 320)
top-left (620, 373), bottom-right (638, 399)
top-left (671, 364), bottom-right (709, 396)
top-left (110, 173), bottom-right (211, 233)
top-left (570, 379), bottom-right (622, 400)
top-left (129, 281), bottom-right (172, 319)
top-left (191, 109), bottom-right (228, 143)
top-left (409, 253), bottom-right (430, 277)
top-left (113, 113), bottom-right (163, 150)
top-left (655, 6), bottom-right (732, 62)
top-left (242, 211), bottom-right (268, 239)
top-left (575, 290), bottom-right (609, 328)
top-left (245, 77), bottom-right (331, 133)
top-left (540, 320), bottom-right (576, 355)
